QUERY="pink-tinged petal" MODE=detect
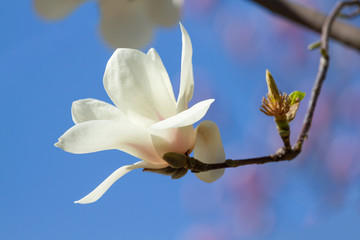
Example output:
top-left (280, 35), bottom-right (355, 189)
top-left (55, 120), bottom-right (163, 165)
top-left (176, 23), bottom-right (194, 113)
top-left (103, 48), bottom-right (176, 125)
top-left (151, 99), bottom-right (214, 129)
top-left (99, 0), bottom-right (153, 48)
top-left (150, 125), bottom-right (195, 160)
top-left (34, 0), bottom-right (86, 20)
top-left (75, 161), bottom-right (167, 204)
top-left (194, 121), bottom-right (225, 183)
top-left (146, 0), bottom-right (183, 26)
top-left (71, 98), bottom-right (124, 124)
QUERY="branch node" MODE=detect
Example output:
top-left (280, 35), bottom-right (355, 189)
top-left (225, 159), bottom-right (236, 167)
top-left (320, 48), bottom-right (329, 59)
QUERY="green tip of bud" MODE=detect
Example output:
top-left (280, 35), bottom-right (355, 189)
top-left (266, 69), bottom-right (280, 101)
top-left (289, 91), bottom-right (306, 105)
top-left (286, 91), bottom-right (306, 122)
top-left (307, 40), bottom-right (321, 50)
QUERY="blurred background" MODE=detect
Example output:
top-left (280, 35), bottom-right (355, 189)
top-left (1, 0), bottom-right (360, 239)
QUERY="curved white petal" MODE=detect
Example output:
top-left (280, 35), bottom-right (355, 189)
top-left (146, 0), bottom-right (183, 26)
top-left (147, 48), bottom-right (176, 104)
top-left (151, 99), bottom-right (214, 129)
top-left (71, 98), bottom-right (124, 124)
top-left (75, 161), bottom-right (167, 204)
top-left (176, 23), bottom-right (194, 113)
top-left (55, 120), bottom-right (163, 165)
top-left (99, 0), bottom-right (153, 48)
top-left (103, 48), bottom-right (176, 125)
top-left (34, 0), bottom-right (86, 20)
top-left (194, 121), bottom-right (225, 183)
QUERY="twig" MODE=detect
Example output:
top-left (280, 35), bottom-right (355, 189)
top-left (296, 0), bottom-right (360, 151)
top-left (249, 0), bottom-right (360, 52)
top-left (156, 1), bottom-right (360, 175)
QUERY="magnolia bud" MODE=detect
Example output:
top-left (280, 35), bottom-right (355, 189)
top-left (171, 168), bottom-right (188, 179)
top-left (163, 152), bottom-right (187, 168)
top-left (266, 69), bottom-right (280, 102)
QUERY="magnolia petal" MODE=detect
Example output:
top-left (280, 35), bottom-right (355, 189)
top-left (99, 0), bottom-right (153, 48)
top-left (150, 125), bottom-right (195, 161)
top-left (34, 0), bottom-right (86, 20)
top-left (75, 161), bottom-right (166, 204)
top-left (71, 98), bottom-right (124, 124)
top-left (147, 48), bottom-right (176, 104)
top-left (146, 0), bottom-right (182, 26)
top-left (55, 120), bottom-right (162, 164)
top-left (103, 48), bottom-right (176, 125)
top-left (176, 23), bottom-right (194, 113)
top-left (151, 99), bottom-right (214, 129)
top-left (194, 121), bottom-right (225, 183)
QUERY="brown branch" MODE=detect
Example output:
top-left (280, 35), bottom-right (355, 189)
top-left (202, 0), bottom-right (360, 172)
top-left (296, 0), bottom-right (360, 150)
top-left (154, 1), bottom-right (360, 176)
top-left (249, 0), bottom-right (360, 52)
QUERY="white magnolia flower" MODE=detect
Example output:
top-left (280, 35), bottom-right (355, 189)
top-left (55, 23), bottom-right (225, 204)
top-left (34, 0), bottom-right (183, 48)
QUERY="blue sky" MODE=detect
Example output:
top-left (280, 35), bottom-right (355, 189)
top-left (1, 0), bottom-right (360, 239)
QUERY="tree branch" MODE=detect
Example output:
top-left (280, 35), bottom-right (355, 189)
top-left (199, 0), bottom-right (360, 172)
top-left (249, 0), bottom-right (360, 52)
top-left (154, 1), bottom-right (360, 176)
top-left (296, 0), bottom-right (359, 150)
